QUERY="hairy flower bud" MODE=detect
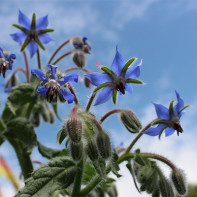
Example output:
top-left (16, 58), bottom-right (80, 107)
top-left (86, 141), bottom-right (99, 161)
top-left (66, 117), bottom-right (82, 143)
top-left (49, 109), bottom-right (55, 124)
top-left (72, 51), bottom-right (86, 68)
top-left (70, 141), bottom-right (83, 161)
top-left (159, 177), bottom-right (175, 197)
top-left (120, 110), bottom-right (142, 133)
top-left (137, 165), bottom-right (154, 184)
top-left (171, 169), bottom-right (187, 195)
top-left (96, 131), bottom-right (111, 159)
top-left (152, 188), bottom-right (160, 197)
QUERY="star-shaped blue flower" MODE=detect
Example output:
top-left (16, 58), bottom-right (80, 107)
top-left (0, 48), bottom-right (16, 77)
top-left (10, 10), bottom-right (54, 58)
top-left (31, 65), bottom-right (78, 103)
top-left (144, 91), bottom-right (190, 137)
top-left (85, 48), bottom-right (143, 105)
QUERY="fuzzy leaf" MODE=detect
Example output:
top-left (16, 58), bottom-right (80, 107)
top-left (16, 157), bottom-right (76, 197)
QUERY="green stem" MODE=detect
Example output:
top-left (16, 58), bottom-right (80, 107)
top-left (100, 109), bottom-right (122, 123)
top-left (67, 82), bottom-right (79, 105)
top-left (85, 91), bottom-right (97, 112)
top-left (37, 48), bottom-right (42, 70)
top-left (22, 49), bottom-right (30, 83)
top-left (71, 159), bottom-right (84, 197)
top-left (52, 50), bottom-right (74, 65)
top-left (7, 138), bottom-right (33, 181)
top-left (47, 39), bottom-right (70, 64)
top-left (125, 118), bottom-right (158, 154)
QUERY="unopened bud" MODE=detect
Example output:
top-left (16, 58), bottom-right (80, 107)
top-left (40, 105), bottom-right (50, 122)
top-left (66, 117), bottom-right (82, 143)
top-left (71, 36), bottom-right (91, 53)
top-left (96, 131), bottom-right (111, 159)
top-left (159, 177), bottom-right (175, 197)
top-left (152, 188), bottom-right (160, 197)
top-left (70, 141), bottom-right (83, 161)
top-left (120, 110), bottom-right (142, 133)
top-left (86, 140), bottom-right (99, 161)
top-left (84, 77), bottom-right (91, 88)
top-left (137, 165), bottom-right (154, 184)
top-left (49, 109), bottom-right (55, 124)
top-left (72, 51), bottom-right (86, 68)
top-left (171, 169), bottom-right (187, 195)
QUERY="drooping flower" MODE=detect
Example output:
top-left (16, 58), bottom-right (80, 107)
top-left (144, 91), bottom-right (190, 137)
top-left (85, 47), bottom-right (143, 105)
top-left (10, 10), bottom-right (54, 58)
top-left (71, 37), bottom-right (91, 53)
top-left (0, 48), bottom-right (16, 77)
top-left (31, 65), bottom-right (78, 103)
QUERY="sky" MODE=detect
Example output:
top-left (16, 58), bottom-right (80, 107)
top-left (1, 0), bottom-right (197, 196)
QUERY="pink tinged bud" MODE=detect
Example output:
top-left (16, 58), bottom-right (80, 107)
top-left (84, 77), bottom-right (91, 88)
top-left (66, 117), bottom-right (82, 143)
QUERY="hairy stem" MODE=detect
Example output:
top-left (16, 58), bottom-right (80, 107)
top-left (47, 39), bottom-right (70, 64)
top-left (100, 109), bottom-right (122, 123)
top-left (37, 48), bottom-right (42, 70)
top-left (85, 92), bottom-right (97, 112)
top-left (64, 67), bottom-right (90, 74)
top-left (52, 50), bottom-right (74, 65)
top-left (67, 82), bottom-right (79, 105)
top-left (22, 49), bottom-right (30, 83)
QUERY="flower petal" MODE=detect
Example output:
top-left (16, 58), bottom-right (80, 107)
top-left (0, 48), bottom-right (4, 58)
top-left (59, 88), bottom-right (75, 104)
top-left (8, 64), bottom-right (13, 70)
top-left (18, 10), bottom-right (31, 29)
top-left (59, 74), bottom-right (78, 86)
top-left (174, 91), bottom-right (184, 117)
top-left (110, 48), bottom-right (125, 76)
top-left (165, 127), bottom-right (175, 137)
top-left (85, 73), bottom-right (111, 86)
top-left (125, 83), bottom-right (133, 93)
top-left (94, 86), bottom-right (113, 105)
top-left (36, 15), bottom-right (49, 31)
top-left (47, 64), bottom-right (57, 79)
top-left (31, 69), bottom-right (48, 83)
top-left (143, 124), bottom-right (166, 136)
top-left (153, 103), bottom-right (170, 120)
top-left (27, 41), bottom-right (38, 58)
top-left (37, 86), bottom-right (47, 95)
top-left (38, 33), bottom-right (53, 44)
top-left (10, 31), bottom-right (27, 43)
top-left (125, 66), bottom-right (140, 80)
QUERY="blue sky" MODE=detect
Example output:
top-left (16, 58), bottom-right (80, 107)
top-left (1, 0), bottom-right (197, 196)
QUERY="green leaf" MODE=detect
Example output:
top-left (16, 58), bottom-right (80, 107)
top-left (2, 100), bottom-right (16, 122)
top-left (92, 158), bottom-right (106, 178)
top-left (110, 151), bottom-right (122, 178)
top-left (38, 142), bottom-right (68, 159)
top-left (83, 162), bottom-right (97, 185)
top-left (57, 124), bottom-right (67, 144)
top-left (126, 79), bottom-right (144, 84)
top-left (16, 157), bottom-right (76, 197)
top-left (93, 82), bottom-right (112, 93)
top-left (121, 57), bottom-right (136, 75)
top-left (112, 89), bottom-right (117, 104)
top-left (4, 117), bottom-right (37, 152)
top-left (0, 119), bottom-right (6, 145)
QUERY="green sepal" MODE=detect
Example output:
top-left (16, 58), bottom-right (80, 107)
top-left (110, 151), bottom-right (122, 178)
top-left (21, 38), bottom-right (30, 51)
top-left (100, 66), bottom-right (116, 79)
top-left (178, 104), bottom-right (191, 115)
top-left (126, 78), bottom-right (144, 84)
top-left (93, 82), bottom-right (112, 93)
top-left (169, 100), bottom-right (175, 117)
top-left (158, 126), bottom-right (167, 139)
top-left (112, 89), bottom-right (117, 104)
top-left (52, 103), bottom-right (62, 121)
top-left (31, 13), bottom-right (36, 29)
top-left (57, 125), bottom-right (67, 144)
top-left (12, 24), bottom-right (27, 33)
top-left (36, 38), bottom-right (46, 50)
top-left (152, 119), bottom-right (169, 126)
top-left (121, 57), bottom-right (136, 75)
top-left (39, 29), bottom-right (54, 34)
top-left (126, 160), bottom-right (141, 194)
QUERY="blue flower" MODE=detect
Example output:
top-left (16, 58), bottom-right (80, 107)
top-left (10, 10), bottom-right (54, 58)
top-left (0, 48), bottom-right (16, 77)
top-left (71, 37), bottom-right (91, 53)
top-left (31, 65), bottom-right (78, 103)
top-left (144, 91), bottom-right (190, 137)
top-left (85, 47), bottom-right (143, 105)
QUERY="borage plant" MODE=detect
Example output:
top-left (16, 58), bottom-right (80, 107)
top-left (0, 10), bottom-right (190, 197)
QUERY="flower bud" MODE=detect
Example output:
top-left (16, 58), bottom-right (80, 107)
top-left (48, 109), bottom-right (55, 124)
top-left (159, 177), bottom-right (175, 197)
top-left (66, 117), bottom-right (82, 143)
top-left (171, 169), bottom-right (187, 195)
top-left (96, 131), bottom-right (111, 159)
top-left (70, 141), bottom-right (83, 161)
top-left (120, 110), bottom-right (142, 133)
top-left (86, 140), bottom-right (99, 161)
top-left (71, 36), bottom-right (91, 53)
top-left (72, 51), bottom-right (86, 68)
top-left (40, 104), bottom-right (50, 122)
top-left (84, 77), bottom-right (91, 88)
top-left (152, 188), bottom-right (160, 197)
top-left (137, 165), bottom-right (154, 184)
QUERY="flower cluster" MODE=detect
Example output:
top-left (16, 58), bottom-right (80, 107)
top-left (0, 48), bottom-right (16, 77)
top-left (85, 48), bottom-right (143, 105)
top-left (10, 10), bottom-right (53, 58)
top-left (31, 65), bottom-right (78, 103)
top-left (144, 91), bottom-right (189, 137)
